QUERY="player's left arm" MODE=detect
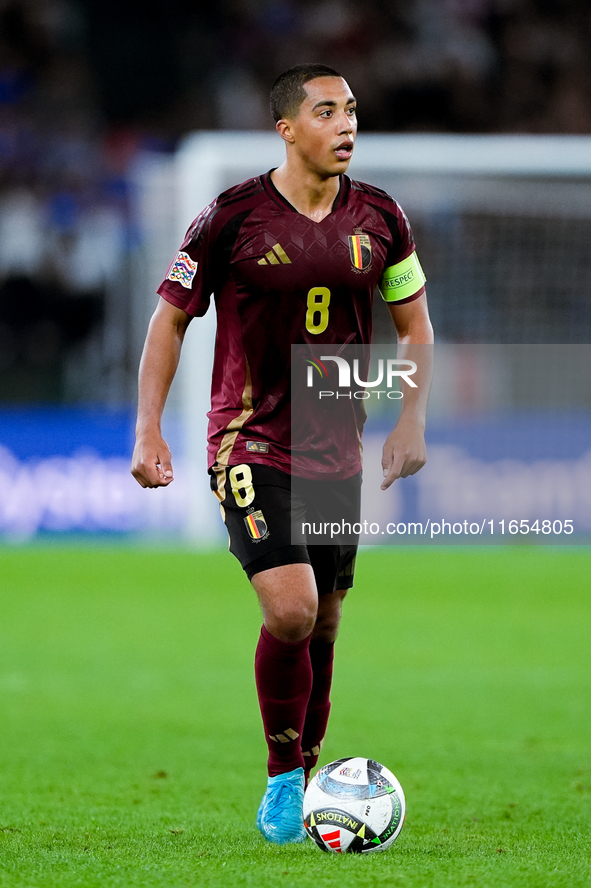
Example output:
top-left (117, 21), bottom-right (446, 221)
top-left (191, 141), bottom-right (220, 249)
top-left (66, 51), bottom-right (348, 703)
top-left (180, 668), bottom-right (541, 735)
top-left (381, 292), bottom-right (434, 490)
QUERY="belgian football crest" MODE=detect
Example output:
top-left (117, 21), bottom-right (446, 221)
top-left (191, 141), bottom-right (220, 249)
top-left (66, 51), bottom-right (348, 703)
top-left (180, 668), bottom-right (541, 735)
top-left (348, 230), bottom-right (372, 272)
top-left (244, 509), bottom-right (269, 541)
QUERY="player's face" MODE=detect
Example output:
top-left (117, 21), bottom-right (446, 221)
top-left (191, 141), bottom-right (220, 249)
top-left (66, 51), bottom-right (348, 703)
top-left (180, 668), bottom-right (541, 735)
top-left (284, 77), bottom-right (357, 177)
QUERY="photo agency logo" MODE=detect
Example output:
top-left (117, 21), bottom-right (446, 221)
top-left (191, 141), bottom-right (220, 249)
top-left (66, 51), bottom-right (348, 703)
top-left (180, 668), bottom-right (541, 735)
top-left (304, 355), bottom-right (417, 400)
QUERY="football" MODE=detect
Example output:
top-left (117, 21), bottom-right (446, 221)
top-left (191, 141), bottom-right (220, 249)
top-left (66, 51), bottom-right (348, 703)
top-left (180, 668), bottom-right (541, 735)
top-left (303, 757), bottom-right (405, 853)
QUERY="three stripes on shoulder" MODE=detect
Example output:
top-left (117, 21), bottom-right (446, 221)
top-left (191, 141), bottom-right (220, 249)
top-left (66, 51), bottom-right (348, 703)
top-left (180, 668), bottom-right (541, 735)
top-left (258, 243), bottom-right (292, 265)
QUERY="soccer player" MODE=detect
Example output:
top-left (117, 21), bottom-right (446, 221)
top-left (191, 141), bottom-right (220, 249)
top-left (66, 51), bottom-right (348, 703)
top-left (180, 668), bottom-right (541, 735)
top-left (131, 64), bottom-right (433, 844)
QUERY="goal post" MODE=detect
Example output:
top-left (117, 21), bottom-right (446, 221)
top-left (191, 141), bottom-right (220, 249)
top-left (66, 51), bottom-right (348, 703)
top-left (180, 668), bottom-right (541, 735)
top-left (136, 133), bottom-right (591, 543)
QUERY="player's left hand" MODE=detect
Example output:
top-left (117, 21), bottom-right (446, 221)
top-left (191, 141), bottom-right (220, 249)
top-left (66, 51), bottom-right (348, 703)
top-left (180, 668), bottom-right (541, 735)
top-left (380, 418), bottom-right (427, 490)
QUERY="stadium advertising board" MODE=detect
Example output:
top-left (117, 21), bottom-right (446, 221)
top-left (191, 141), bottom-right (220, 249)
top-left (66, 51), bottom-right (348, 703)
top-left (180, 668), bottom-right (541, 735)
top-left (1, 345), bottom-right (590, 542)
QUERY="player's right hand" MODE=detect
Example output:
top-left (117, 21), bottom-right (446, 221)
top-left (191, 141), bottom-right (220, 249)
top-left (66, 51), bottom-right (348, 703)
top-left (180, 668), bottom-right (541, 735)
top-left (131, 434), bottom-right (174, 488)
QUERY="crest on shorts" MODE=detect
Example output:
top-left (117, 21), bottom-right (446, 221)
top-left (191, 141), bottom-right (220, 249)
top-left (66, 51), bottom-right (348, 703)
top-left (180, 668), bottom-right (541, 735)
top-left (348, 230), bottom-right (372, 272)
top-left (166, 251), bottom-right (198, 288)
top-left (244, 509), bottom-right (268, 541)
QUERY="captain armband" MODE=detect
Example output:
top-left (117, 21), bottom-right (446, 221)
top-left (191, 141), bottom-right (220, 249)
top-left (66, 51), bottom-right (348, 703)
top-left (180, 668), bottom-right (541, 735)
top-left (378, 252), bottom-right (426, 303)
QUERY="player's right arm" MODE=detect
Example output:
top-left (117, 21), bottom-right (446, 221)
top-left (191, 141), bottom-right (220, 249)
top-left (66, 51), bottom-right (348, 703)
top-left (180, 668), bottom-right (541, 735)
top-left (131, 297), bottom-right (192, 488)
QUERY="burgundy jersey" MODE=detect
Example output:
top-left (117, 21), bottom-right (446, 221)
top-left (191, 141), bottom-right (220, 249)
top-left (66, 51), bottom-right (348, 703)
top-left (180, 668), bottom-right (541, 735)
top-left (158, 172), bottom-right (424, 478)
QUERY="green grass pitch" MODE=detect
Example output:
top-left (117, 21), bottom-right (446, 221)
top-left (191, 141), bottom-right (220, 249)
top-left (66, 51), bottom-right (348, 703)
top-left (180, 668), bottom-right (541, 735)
top-left (1, 544), bottom-right (590, 888)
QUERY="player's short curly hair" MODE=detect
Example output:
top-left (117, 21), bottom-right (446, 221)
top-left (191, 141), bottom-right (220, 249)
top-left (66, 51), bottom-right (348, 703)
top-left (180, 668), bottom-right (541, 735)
top-left (270, 64), bottom-right (342, 123)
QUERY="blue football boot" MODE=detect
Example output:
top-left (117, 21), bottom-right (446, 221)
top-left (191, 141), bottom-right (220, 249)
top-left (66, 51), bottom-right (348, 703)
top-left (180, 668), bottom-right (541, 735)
top-left (257, 767), bottom-right (307, 844)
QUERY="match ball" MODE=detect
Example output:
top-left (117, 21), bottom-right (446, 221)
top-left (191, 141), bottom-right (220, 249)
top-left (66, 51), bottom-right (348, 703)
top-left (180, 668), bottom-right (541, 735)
top-left (303, 757), bottom-right (405, 853)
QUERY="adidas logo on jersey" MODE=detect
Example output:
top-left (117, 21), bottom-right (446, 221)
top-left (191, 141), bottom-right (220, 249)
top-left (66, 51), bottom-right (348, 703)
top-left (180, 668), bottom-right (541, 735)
top-left (258, 243), bottom-right (292, 265)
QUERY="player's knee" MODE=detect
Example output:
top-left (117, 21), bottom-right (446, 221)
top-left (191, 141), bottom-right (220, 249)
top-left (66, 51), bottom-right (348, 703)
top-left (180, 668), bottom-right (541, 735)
top-left (313, 588), bottom-right (348, 643)
top-left (265, 596), bottom-right (317, 642)
top-left (312, 612), bottom-right (340, 643)
top-left (312, 617), bottom-right (339, 643)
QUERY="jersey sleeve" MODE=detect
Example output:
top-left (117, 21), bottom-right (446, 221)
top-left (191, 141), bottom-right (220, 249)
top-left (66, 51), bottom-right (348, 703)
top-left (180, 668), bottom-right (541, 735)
top-left (378, 201), bottom-right (426, 305)
top-left (157, 201), bottom-right (218, 317)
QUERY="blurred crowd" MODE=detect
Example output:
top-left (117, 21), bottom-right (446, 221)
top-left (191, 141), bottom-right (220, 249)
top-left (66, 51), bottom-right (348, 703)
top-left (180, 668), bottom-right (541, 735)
top-left (0, 0), bottom-right (134, 401)
top-left (1, 0), bottom-right (590, 402)
top-left (204, 0), bottom-right (591, 134)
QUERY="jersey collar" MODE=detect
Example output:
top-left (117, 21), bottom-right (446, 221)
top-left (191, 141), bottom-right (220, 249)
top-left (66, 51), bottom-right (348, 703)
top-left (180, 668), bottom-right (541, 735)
top-left (263, 170), bottom-right (350, 216)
